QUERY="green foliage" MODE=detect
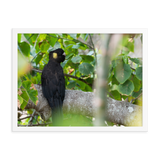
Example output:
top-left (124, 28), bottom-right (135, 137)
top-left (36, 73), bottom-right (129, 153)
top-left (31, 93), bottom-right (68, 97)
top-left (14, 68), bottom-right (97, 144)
top-left (17, 33), bottom-right (143, 126)
top-left (71, 55), bottom-right (82, 63)
top-left (114, 63), bottom-right (131, 84)
top-left (108, 35), bottom-right (142, 102)
top-left (22, 81), bottom-right (38, 105)
top-left (18, 42), bottom-right (30, 57)
top-left (136, 67), bottom-right (142, 80)
top-left (79, 63), bottom-right (94, 75)
top-left (118, 80), bottom-right (134, 95)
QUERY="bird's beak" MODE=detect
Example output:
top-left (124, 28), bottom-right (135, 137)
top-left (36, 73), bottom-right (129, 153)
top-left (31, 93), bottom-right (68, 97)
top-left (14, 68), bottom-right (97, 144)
top-left (63, 52), bottom-right (66, 56)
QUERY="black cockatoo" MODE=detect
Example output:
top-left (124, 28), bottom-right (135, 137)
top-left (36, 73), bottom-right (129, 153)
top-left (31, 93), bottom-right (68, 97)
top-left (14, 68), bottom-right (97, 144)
top-left (41, 48), bottom-right (66, 126)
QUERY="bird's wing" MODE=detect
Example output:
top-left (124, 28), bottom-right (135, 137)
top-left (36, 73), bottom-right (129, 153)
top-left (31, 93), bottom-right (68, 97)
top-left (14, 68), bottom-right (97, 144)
top-left (41, 64), bottom-right (65, 110)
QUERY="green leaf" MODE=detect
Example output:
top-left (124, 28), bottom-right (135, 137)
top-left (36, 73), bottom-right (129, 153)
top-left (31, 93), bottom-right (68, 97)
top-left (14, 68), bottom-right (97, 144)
top-left (122, 50), bottom-right (130, 55)
top-left (64, 41), bottom-right (76, 45)
top-left (18, 42), bottom-right (30, 57)
top-left (112, 60), bottom-right (117, 68)
top-left (66, 53), bottom-right (74, 59)
top-left (132, 76), bottom-right (141, 92)
top-left (78, 43), bottom-right (88, 50)
top-left (71, 42), bottom-right (88, 50)
top-left (42, 53), bottom-right (49, 64)
top-left (85, 84), bottom-right (92, 92)
top-left (80, 34), bottom-right (89, 41)
top-left (79, 63), bottom-right (94, 75)
top-left (23, 34), bottom-right (38, 46)
top-left (122, 55), bottom-right (128, 64)
top-left (18, 95), bottom-right (23, 105)
top-left (85, 78), bottom-right (93, 85)
top-left (69, 34), bottom-right (77, 39)
top-left (111, 84), bottom-right (119, 91)
top-left (35, 54), bottom-right (43, 65)
top-left (53, 42), bottom-right (61, 49)
top-left (22, 81), bottom-right (38, 105)
top-left (28, 89), bottom-right (38, 104)
top-left (136, 67), bottom-right (142, 80)
top-left (18, 79), bottom-right (22, 88)
top-left (35, 40), bottom-right (40, 53)
top-left (110, 90), bottom-right (121, 101)
top-left (67, 81), bottom-right (76, 89)
top-left (127, 41), bottom-right (134, 52)
top-left (61, 60), bottom-right (68, 68)
top-left (46, 34), bottom-right (58, 47)
top-left (71, 55), bottom-right (82, 64)
top-left (121, 35), bottom-right (129, 46)
top-left (38, 34), bottom-right (47, 41)
top-left (76, 34), bottom-right (81, 38)
top-left (114, 63), bottom-right (131, 84)
top-left (84, 34), bottom-right (89, 41)
top-left (18, 34), bottom-right (21, 43)
top-left (35, 73), bottom-right (41, 84)
top-left (132, 89), bottom-right (142, 98)
top-left (112, 76), bottom-right (119, 85)
top-left (130, 57), bottom-right (142, 65)
top-left (80, 55), bottom-right (94, 62)
top-left (66, 59), bottom-right (79, 69)
top-left (20, 90), bottom-right (29, 110)
top-left (76, 80), bottom-right (86, 89)
top-left (40, 41), bottom-right (50, 52)
top-left (118, 80), bottom-right (134, 96)
top-left (72, 44), bottom-right (80, 49)
top-left (22, 81), bottom-right (32, 91)
top-left (27, 74), bottom-right (31, 80)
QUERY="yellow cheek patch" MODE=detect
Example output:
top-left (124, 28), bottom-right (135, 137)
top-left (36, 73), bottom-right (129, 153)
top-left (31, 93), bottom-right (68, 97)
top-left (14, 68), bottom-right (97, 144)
top-left (53, 52), bottom-right (57, 59)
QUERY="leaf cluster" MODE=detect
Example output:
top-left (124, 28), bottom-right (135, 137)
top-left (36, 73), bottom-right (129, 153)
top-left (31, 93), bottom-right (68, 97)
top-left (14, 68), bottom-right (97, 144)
top-left (108, 35), bottom-right (142, 103)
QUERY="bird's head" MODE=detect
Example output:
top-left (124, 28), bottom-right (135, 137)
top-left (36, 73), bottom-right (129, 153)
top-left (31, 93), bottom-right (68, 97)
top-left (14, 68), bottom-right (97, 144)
top-left (49, 48), bottom-right (66, 63)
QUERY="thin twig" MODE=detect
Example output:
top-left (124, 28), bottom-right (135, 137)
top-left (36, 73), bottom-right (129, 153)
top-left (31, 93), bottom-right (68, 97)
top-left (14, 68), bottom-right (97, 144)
top-left (27, 34), bottom-right (34, 41)
top-left (31, 68), bottom-right (42, 73)
top-left (31, 51), bottom-right (41, 63)
top-left (64, 74), bottom-right (91, 87)
top-left (18, 115), bottom-right (32, 121)
top-left (89, 34), bottom-right (96, 55)
top-left (108, 92), bottom-right (114, 99)
top-left (28, 110), bottom-right (36, 125)
top-left (130, 92), bottom-right (142, 103)
top-left (89, 34), bottom-right (97, 80)
top-left (18, 112), bottom-right (39, 122)
top-left (131, 67), bottom-right (136, 71)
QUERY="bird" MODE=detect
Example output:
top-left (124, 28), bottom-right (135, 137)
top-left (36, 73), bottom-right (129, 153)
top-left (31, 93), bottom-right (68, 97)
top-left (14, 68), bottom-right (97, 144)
top-left (41, 48), bottom-right (66, 126)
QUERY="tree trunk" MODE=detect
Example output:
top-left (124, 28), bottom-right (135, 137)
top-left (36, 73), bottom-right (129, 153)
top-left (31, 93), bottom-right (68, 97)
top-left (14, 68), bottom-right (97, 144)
top-left (25, 84), bottom-right (142, 126)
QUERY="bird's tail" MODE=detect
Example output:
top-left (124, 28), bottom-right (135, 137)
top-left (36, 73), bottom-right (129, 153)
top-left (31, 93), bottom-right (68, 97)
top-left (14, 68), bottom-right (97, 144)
top-left (51, 107), bottom-right (63, 126)
top-left (48, 98), bottom-right (63, 126)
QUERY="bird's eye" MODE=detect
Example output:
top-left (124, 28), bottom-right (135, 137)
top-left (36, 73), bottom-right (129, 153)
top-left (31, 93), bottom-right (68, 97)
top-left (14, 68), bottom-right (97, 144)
top-left (53, 53), bottom-right (57, 59)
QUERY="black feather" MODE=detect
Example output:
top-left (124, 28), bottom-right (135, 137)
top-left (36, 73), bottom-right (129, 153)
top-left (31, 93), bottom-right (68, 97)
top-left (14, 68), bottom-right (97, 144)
top-left (41, 48), bottom-right (66, 126)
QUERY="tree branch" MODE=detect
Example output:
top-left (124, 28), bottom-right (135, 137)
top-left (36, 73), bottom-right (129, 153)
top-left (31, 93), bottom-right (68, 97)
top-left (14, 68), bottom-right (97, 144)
top-left (24, 84), bottom-right (142, 126)
top-left (89, 34), bottom-right (97, 65)
top-left (18, 115), bottom-right (32, 121)
top-left (31, 68), bottom-right (92, 87)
